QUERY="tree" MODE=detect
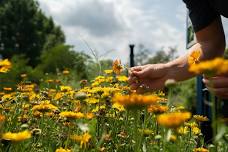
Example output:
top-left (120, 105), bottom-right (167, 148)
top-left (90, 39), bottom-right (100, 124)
top-left (134, 44), bottom-right (151, 66)
top-left (38, 44), bottom-right (89, 79)
top-left (0, 55), bottom-right (33, 89)
top-left (0, 0), bottom-right (65, 66)
top-left (146, 47), bottom-right (178, 64)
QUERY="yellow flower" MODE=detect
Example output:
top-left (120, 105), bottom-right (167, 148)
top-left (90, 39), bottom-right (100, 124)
top-left (1, 93), bottom-right (16, 102)
top-left (139, 129), bottom-right (154, 136)
top-left (184, 122), bottom-right (198, 128)
top-left (112, 102), bottom-right (125, 111)
top-left (63, 70), bottom-right (70, 75)
top-left (85, 98), bottom-right (99, 104)
top-left (193, 115), bottom-right (209, 122)
top-left (192, 126), bottom-right (201, 135)
top-left (113, 93), bottom-right (163, 109)
top-left (54, 92), bottom-right (64, 100)
top-left (116, 75), bottom-right (128, 82)
top-left (59, 111), bottom-right (84, 119)
top-left (193, 147), bottom-right (209, 152)
top-left (157, 112), bottom-right (191, 128)
top-left (188, 50), bottom-right (201, 65)
top-left (177, 126), bottom-right (189, 135)
top-left (56, 147), bottom-right (71, 152)
top-left (0, 59), bottom-right (12, 73)
top-left (32, 101), bottom-right (58, 112)
top-left (189, 57), bottom-right (228, 76)
top-left (60, 86), bottom-right (72, 92)
top-left (2, 130), bottom-right (31, 142)
top-left (46, 79), bottom-right (54, 83)
top-left (168, 135), bottom-right (177, 142)
top-left (85, 113), bottom-right (94, 119)
top-left (112, 59), bottom-right (123, 75)
top-left (70, 132), bottom-right (91, 148)
top-left (92, 105), bottom-right (106, 113)
top-left (17, 84), bottom-right (35, 92)
top-left (104, 69), bottom-right (113, 74)
top-left (148, 105), bottom-right (168, 114)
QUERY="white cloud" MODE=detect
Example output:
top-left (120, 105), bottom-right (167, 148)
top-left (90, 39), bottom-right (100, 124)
top-left (37, 0), bottom-right (187, 63)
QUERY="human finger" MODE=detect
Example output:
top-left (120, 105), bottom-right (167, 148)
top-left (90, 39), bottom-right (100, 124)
top-left (130, 82), bottom-right (140, 90)
top-left (128, 76), bottom-right (139, 84)
top-left (206, 86), bottom-right (228, 99)
top-left (129, 66), bottom-right (143, 76)
top-left (132, 70), bottom-right (147, 79)
top-left (203, 77), bottom-right (228, 88)
top-left (129, 66), bottom-right (142, 77)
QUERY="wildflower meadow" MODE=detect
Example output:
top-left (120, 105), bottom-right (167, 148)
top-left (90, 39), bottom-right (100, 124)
top-left (0, 55), bottom-right (228, 152)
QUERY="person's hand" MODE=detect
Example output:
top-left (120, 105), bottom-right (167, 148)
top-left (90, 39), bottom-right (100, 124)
top-left (128, 63), bottom-right (169, 93)
top-left (203, 75), bottom-right (228, 99)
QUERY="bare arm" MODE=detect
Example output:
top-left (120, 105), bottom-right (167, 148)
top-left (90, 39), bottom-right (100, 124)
top-left (166, 17), bottom-right (226, 81)
top-left (129, 18), bottom-right (226, 92)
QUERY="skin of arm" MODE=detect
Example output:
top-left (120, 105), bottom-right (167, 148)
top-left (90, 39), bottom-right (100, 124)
top-left (167, 17), bottom-right (226, 81)
top-left (129, 17), bottom-right (226, 93)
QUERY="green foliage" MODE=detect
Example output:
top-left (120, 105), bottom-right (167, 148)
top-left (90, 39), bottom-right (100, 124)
top-left (0, 55), bottom-right (33, 89)
top-left (134, 45), bottom-right (178, 65)
top-left (171, 78), bottom-right (197, 111)
top-left (135, 44), bottom-right (150, 65)
top-left (0, 0), bottom-right (65, 66)
top-left (38, 44), bottom-right (89, 79)
top-left (85, 59), bottom-right (113, 80)
top-left (146, 47), bottom-right (177, 64)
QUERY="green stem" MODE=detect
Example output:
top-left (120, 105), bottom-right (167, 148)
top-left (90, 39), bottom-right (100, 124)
top-left (211, 94), bottom-right (217, 150)
top-left (133, 110), bottom-right (141, 152)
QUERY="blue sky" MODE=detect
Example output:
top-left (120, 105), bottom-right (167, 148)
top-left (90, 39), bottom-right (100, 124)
top-left (37, 0), bottom-right (228, 63)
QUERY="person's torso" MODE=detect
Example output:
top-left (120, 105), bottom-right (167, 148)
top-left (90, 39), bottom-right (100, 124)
top-left (209, 0), bottom-right (228, 17)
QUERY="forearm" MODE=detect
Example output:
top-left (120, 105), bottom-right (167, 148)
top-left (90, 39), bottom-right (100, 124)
top-left (165, 41), bottom-right (225, 82)
top-left (165, 44), bottom-right (199, 81)
top-left (164, 18), bottom-right (226, 82)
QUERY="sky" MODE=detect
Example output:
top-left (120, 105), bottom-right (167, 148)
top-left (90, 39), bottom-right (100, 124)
top-left (37, 0), bottom-right (228, 63)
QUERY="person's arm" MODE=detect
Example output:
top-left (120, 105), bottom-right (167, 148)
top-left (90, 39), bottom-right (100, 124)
top-left (129, 18), bottom-right (226, 92)
top-left (166, 17), bottom-right (226, 81)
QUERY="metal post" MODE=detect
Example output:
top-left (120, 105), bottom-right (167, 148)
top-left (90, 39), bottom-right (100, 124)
top-left (129, 44), bottom-right (135, 67)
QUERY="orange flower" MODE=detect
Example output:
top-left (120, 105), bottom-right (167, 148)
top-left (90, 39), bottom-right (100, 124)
top-left (157, 112), bottom-right (191, 128)
top-left (189, 57), bottom-right (228, 76)
top-left (85, 113), bottom-right (94, 119)
top-left (112, 59), bottom-right (123, 75)
top-left (113, 93), bottom-right (164, 109)
top-left (59, 111), bottom-right (84, 119)
top-left (70, 132), bottom-right (91, 148)
top-left (148, 105), bottom-right (168, 114)
top-left (3, 87), bottom-right (12, 91)
top-left (188, 50), bottom-right (201, 65)
top-left (0, 114), bottom-right (5, 122)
